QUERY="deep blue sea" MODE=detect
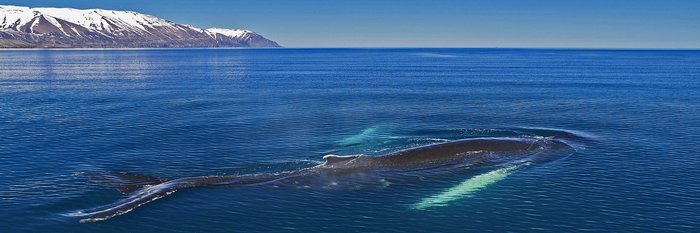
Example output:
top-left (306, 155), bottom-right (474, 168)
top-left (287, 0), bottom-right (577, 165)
top-left (1, 48), bottom-right (699, 232)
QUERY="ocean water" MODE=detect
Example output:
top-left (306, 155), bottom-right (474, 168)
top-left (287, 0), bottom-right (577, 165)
top-left (0, 48), bottom-right (699, 232)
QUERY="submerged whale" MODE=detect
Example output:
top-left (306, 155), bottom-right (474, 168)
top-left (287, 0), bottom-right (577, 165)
top-left (71, 131), bottom-right (586, 222)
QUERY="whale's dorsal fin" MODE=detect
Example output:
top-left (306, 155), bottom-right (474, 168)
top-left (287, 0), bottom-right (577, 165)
top-left (322, 154), bottom-right (359, 165)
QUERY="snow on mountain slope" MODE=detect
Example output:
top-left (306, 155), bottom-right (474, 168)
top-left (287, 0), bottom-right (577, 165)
top-left (0, 5), bottom-right (280, 48)
top-left (33, 7), bottom-right (173, 33)
top-left (206, 28), bottom-right (252, 39)
top-left (0, 5), bottom-right (37, 30)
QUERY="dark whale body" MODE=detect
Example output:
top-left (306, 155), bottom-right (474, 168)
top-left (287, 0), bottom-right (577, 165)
top-left (73, 134), bottom-right (582, 222)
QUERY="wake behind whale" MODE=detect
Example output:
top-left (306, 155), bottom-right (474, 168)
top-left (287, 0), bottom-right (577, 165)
top-left (69, 128), bottom-right (589, 222)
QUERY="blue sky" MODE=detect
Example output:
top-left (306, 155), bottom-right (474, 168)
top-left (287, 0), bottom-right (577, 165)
top-left (3, 0), bottom-right (699, 48)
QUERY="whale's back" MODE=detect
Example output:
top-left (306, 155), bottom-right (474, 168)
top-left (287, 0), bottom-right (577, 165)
top-left (357, 138), bottom-right (541, 170)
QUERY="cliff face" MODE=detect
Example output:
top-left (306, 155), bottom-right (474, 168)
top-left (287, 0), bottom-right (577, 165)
top-left (0, 5), bottom-right (280, 48)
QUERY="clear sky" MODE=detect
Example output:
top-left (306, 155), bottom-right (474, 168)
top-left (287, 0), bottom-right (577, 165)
top-left (3, 0), bottom-right (699, 48)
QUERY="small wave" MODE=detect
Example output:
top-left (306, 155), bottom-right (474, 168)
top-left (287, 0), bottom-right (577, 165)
top-left (508, 126), bottom-right (598, 146)
top-left (417, 138), bottom-right (451, 142)
top-left (413, 53), bottom-right (459, 58)
top-left (62, 211), bottom-right (89, 217)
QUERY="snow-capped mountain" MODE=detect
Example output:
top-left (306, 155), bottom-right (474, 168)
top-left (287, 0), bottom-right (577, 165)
top-left (0, 5), bottom-right (280, 48)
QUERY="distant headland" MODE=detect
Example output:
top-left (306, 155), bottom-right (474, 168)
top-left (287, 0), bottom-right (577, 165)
top-left (0, 5), bottom-right (280, 48)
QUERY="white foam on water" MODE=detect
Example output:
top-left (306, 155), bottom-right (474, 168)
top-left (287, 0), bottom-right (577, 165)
top-left (412, 163), bottom-right (526, 210)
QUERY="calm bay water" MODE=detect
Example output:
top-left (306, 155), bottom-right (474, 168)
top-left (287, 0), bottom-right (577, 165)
top-left (0, 49), bottom-right (699, 232)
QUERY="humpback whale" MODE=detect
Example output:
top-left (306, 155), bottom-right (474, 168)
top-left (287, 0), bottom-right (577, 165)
top-left (71, 130), bottom-right (586, 222)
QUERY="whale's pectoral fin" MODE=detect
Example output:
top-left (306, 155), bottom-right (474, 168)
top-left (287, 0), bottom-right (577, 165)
top-left (412, 164), bottom-right (524, 210)
top-left (81, 171), bottom-right (164, 194)
top-left (322, 154), bottom-right (360, 165)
